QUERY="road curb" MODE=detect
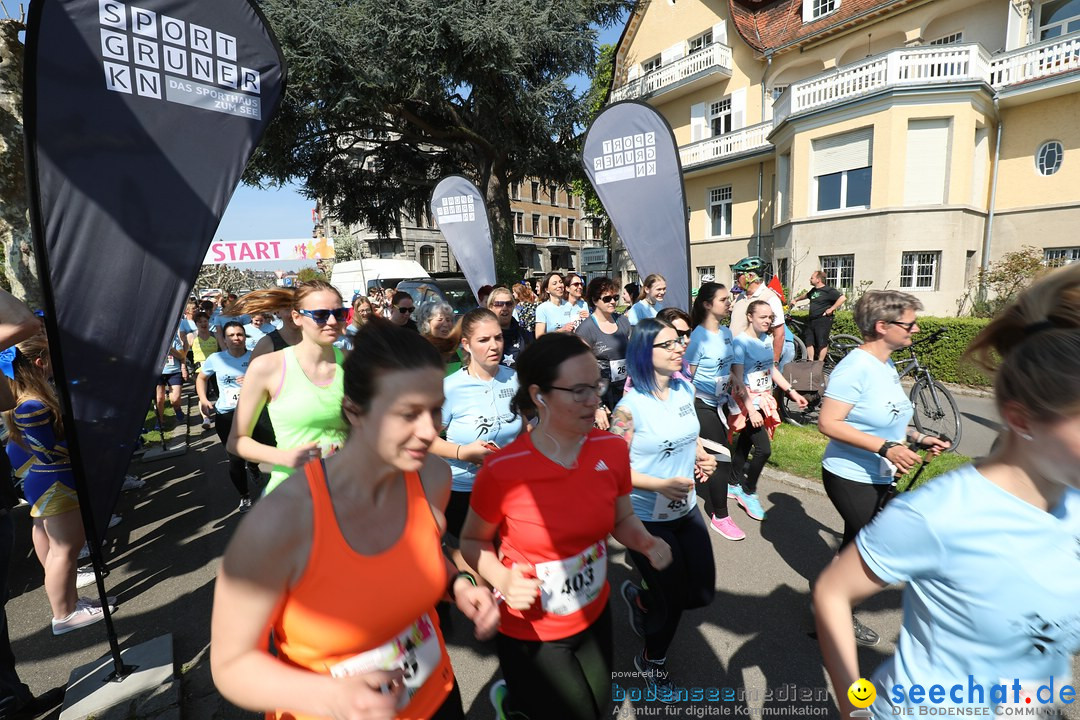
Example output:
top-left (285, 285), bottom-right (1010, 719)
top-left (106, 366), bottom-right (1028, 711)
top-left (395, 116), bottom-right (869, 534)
top-left (760, 465), bottom-right (827, 497)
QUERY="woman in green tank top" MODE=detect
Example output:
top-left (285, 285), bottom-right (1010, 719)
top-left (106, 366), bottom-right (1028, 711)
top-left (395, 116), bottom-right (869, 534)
top-left (227, 281), bottom-right (350, 495)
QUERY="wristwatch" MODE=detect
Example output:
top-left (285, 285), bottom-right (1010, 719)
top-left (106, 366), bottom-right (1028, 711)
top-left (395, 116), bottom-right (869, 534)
top-left (876, 441), bottom-right (901, 458)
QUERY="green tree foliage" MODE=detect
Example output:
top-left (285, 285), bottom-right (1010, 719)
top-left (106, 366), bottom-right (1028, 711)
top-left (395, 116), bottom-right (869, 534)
top-left (959, 245), bottom-right (1048, 318)
top-left (251, 0), bottom-right (631, 284)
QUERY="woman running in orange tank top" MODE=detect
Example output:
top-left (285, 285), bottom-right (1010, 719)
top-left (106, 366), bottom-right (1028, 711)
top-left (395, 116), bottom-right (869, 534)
top-left (210, 320), bottom-right (499, 720)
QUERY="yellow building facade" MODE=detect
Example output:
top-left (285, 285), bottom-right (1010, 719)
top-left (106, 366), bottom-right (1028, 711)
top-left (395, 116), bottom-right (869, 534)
top-left (612, 0), bottom-right (1080, 314)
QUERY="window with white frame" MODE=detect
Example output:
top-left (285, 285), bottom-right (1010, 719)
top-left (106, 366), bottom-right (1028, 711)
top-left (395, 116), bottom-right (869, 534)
top-left (804, 0), bottom-right (838, 22)
top-left (1036, 140), bottom-right (1064, 175)
top-left (819, 254), bottom-right (855, 289)
top-left (583, 221), bottom-right (596, 241)
top-left (419, 245), bottom-right (436, 272)
top-left (514, 212), bottom-right (524, 234)
top-left (929, 32), bottom-right (964, 45)
top-left (510, 182), bottom-right (521, 200)
top-left (642, 55), bottom-right (662, 74)
top-left (708, 186), bottom-right (732, 237)
top-left (771, 85), bottom-right (789, 102)
top-left (710, 98), bottom-right (732, 137)
top-left (688, 30), bottom-right (713, 54)
top-left (1039, 0), bottom-right (1080, 39)
top-left (813, 128), bottom-right (873, 213)
top-left (697, 266), bottom-right (716, 283)
top-left (548, 216), bottom-right (561, 237)
top-left (531, 213), bottom-right (541, 236)
top-left (900, 252), bottom-right (940, 290)
top-left (1045, 246), bottom-right (1080, 266)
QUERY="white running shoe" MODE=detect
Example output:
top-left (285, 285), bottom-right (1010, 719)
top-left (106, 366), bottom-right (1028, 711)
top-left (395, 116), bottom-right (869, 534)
top-left (237, 497), bottom-right (253, 514)
top-left (76, 567), bottom-right (96, 589)
top-left (121, 475), bottom-right (146, 492)
top-left (52, 605), bottom-right (106, 635)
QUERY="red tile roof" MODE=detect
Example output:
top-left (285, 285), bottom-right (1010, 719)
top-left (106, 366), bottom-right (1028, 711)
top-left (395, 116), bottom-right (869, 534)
top-left (728, 0), bottom-right (917, 54)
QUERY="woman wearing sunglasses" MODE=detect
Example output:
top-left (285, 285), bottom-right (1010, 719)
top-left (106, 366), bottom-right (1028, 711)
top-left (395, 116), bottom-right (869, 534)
top-left (610, 318), bottom-right (717, 702)
top-left (814, 290), bottom-right (949, 648)
top-left (729, 300), bottom-right (809, 524)
top-left (565, 273), bottom-right (590, 329)
top-left (487, 287), bottom-right (532, 368)
top-left (575, 277), bottom-right (632, 430)
top-left (228, 280), bottom-right (350, 496)
top-left (460, 333), bottom-right (671, 720)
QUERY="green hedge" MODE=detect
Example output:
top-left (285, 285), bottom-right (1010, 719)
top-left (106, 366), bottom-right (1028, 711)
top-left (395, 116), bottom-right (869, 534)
top-left (791, 312), bottom-right (993, 387)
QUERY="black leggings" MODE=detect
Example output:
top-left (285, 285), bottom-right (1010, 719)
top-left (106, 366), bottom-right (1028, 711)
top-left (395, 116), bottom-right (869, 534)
top-left (496, 606), bottom-right (612, 720)
top-left (214, 411), bottom-right (260, 500)
top-left (627, 510), bottom-right (715, 660)
top-left (822, 467), bottom-right (893, 551)
top-left (731, 423), bottom-right (771, 494)
top-left (693, 399), bottom-right (731, 519)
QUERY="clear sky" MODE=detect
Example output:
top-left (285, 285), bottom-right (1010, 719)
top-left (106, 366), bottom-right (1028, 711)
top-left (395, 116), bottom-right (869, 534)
top-left (214, 18), bottom-right (627, 252)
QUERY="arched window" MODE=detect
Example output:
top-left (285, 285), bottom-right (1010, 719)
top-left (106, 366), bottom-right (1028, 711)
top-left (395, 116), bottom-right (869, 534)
top-left (419, 245), bottom-right (436, 272)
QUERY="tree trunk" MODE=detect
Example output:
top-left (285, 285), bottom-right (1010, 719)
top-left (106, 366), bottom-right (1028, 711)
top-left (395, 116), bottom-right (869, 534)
top-left (0, 19), bottom-right (41, 308)
top-left (483, 170), bottom-right (519, 286)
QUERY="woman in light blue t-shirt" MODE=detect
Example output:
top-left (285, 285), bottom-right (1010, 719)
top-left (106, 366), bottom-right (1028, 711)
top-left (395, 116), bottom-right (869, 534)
top-left (814, 266), bottom-right (1080, 719)
top-left (610, 318), bottom-right (716, 701)
top-left (626, 273), bottom-right (667, 326)
top-left (534, 272), bottom-right (579, 337)
top-left (428, 308), bottom-right (523, 542)
top-left (564, 272), bottom-right (590, 327)
top-left (815, 290), bottom-right (950, 648)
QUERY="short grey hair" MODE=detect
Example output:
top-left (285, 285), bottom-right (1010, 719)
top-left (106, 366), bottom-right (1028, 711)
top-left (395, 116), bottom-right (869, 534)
top-left (415, 300), bottom-right (454, 335)
top-left (854, 290), bottom-right (923, 339)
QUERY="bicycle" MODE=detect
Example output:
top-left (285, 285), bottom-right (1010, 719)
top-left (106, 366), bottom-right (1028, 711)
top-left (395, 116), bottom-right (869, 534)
top-left (893, 328), bottom-right (962, 451)
top-left (785, 313), bottom-right (858, 371)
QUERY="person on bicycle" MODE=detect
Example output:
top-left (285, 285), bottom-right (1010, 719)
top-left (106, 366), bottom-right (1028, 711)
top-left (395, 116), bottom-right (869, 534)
top-left (793, 271), bottom-right (846, 362)
top-left (815, 290), bottom-right (950, 647)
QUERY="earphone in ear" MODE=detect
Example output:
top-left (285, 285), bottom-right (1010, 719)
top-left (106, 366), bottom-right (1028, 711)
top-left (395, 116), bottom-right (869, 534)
top-left (536, 393), bottom-right (546, 408)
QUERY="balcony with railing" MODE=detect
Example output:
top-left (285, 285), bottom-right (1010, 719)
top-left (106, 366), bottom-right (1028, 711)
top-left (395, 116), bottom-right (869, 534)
top-left (989, 31), bottom-right (1080, 87)
top-left (774, 44), bottom-right (991, 124)
top-left (611, 43), bottom-right (733, 103)
top-left (679, 122), bottom-right (773, 170)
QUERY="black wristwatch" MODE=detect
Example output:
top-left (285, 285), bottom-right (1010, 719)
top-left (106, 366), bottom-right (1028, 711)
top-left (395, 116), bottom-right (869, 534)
top-left (876, 441), bottom-right (901, 458)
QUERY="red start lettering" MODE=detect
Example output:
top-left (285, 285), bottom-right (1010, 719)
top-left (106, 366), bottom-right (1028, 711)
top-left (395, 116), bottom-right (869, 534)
top-left (255, 241), bottom-right (271, 260)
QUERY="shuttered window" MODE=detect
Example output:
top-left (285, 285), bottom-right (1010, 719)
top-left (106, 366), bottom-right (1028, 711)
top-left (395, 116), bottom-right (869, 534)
top-left (904, 118), bottom-right (951, 206)
top-left (813, 128), bottom-right (873, 212)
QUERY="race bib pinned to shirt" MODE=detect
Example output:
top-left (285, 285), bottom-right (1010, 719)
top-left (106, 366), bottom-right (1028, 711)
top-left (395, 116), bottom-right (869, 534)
top-left (328, 613), bottom-right (443, 710)
top-left (535, 541), bottom-right (607, 615)
top-left (609, 359), bottom-right (628, 383)
top-left (219, 386), bottom-right (241, 412)
top-left (746, 370), bottom-right (772, 393)
top-left (652, 489), bottom-right (695, 521)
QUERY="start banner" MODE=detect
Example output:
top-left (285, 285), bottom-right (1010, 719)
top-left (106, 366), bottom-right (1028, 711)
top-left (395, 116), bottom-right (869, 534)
top-left (204, 237), bottom-right (335, 264)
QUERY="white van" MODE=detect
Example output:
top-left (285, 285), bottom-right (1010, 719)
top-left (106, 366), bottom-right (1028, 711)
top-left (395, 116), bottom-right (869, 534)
top-left (330, 259), bottom-right (430, 301)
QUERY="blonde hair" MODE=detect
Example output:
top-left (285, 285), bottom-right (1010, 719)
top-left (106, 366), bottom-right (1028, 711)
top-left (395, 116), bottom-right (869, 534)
top-left (232, 280), bottom-right (342, 316)
top-left (853, 290), bottom-right (923, 339)
top-left (486, 286), bottom-right (513, 308)
top-left (965, 263), bottom-right (1080, 419)
top-left (638, 273), bottom-right (666, 301)
top-left (2, 336), bottom-right (63, 450)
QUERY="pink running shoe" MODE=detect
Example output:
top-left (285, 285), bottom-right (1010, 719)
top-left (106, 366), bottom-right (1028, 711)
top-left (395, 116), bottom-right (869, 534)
top-left (710, 515), bottom-right (745, 541)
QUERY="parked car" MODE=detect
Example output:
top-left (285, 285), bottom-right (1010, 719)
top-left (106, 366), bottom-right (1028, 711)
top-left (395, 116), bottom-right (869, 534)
top-left (395, 275), bottom-right (479, 316)
top-left (330, 259), bottom-right (430, 302)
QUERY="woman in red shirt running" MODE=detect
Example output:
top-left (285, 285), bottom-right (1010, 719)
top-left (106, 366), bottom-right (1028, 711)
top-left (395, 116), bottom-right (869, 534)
top-left (460, 333), bottom-right (673, 720)
top-left (211, 319), bottom-right (499, 720)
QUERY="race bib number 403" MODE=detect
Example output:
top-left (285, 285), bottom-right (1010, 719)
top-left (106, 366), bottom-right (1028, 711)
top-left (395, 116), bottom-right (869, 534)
top-left (535, 541), bottom-right (607, 616)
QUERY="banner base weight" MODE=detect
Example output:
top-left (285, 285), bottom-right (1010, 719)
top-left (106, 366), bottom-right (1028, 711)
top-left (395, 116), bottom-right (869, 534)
top-left (60, 634), bottom-right (176, 720)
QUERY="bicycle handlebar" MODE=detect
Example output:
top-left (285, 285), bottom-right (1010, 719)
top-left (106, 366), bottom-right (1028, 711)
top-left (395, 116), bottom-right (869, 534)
top-left (912, 327), bottom-right (947, 346)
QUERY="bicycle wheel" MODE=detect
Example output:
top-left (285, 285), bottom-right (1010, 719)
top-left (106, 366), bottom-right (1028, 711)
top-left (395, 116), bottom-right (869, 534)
top-left (790, 334), bottom-right (807, 363)
top-left (824, 334), bottom-right (861, 373)
top-left (910, 378), bottom-right (962, 452)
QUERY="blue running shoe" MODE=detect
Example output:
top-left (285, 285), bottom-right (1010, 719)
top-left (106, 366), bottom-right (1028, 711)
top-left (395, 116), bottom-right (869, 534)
top-left (634, 651), bottom-right (679, 704)
top-left (489, 679), bottom-right (509, 720)
top-left (736, 489), bottom-right (766, 521)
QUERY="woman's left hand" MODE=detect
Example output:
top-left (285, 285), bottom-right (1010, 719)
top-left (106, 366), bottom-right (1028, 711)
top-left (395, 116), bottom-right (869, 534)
top-left (919, 435), bottom-right (951, 457)
top-left (453, 582), bottom-right (500, 641)
top-left (789, 390), bottom-right (809, 409)
top-left (594, 407), bottom-right (610, 431)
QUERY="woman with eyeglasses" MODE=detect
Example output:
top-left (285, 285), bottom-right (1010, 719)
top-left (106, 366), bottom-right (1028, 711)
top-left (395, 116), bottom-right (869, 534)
top-left (565, 273), bottom-right (590, 328)
top-left (626, 274), bottom-right (667, 326)
top-left (575, 277), bottom-right (632, 430)
top-left (228, 281), bottom-right (349, 496)
top-left (460, 334), bottom-right (672, 720)
top-left (534, 272), bottom-right (576, 338)
top-left (417, 301), bottom-right (463, 375)
top-left (684, 283), bottom-right (744, 541)
top-left (814, 290), bottom-right (949, 648)
top-left (487, 287), bottom-right (532, 368)
top-left (610, 318), bottom-right (717, 702)
top-left (729, 300), bottom-right (809, 524)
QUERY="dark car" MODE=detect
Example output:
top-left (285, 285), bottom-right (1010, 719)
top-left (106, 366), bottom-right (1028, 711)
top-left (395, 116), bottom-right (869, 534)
top-left (395, 276), bottom-right (479, 316)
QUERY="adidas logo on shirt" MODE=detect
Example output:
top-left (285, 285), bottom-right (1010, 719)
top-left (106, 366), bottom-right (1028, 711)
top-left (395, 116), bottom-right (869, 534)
top-left (594, 460), bottom-right (609, 472)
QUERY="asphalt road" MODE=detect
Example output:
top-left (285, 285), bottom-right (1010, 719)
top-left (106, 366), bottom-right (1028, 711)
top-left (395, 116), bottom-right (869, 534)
top-left (5, 388), bottom-right (1075, 720)
top-left (951, 393), bottom-right (1002, 459)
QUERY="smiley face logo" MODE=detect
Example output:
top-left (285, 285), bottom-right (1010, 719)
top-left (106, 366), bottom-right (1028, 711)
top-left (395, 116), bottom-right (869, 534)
top-left (848, 678), bottom-right (876, 708)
